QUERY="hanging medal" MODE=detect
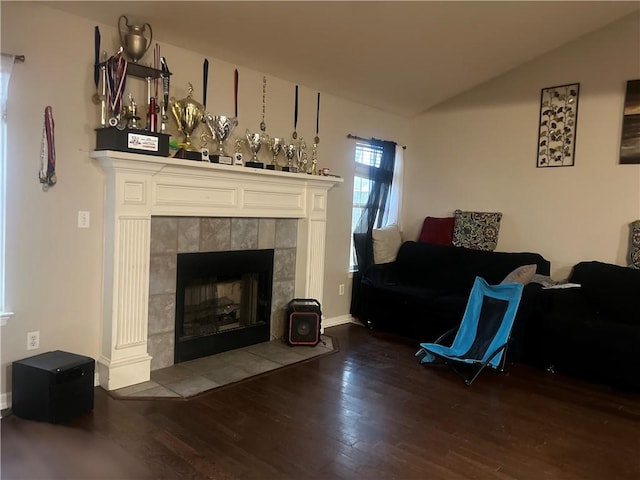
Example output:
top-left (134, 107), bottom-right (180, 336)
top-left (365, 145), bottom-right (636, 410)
top-left (39, 106), bottom-right (57, 191)
top-left (292, 85), bottom-right (298, 139)
top-left (234, 69), bottom-right (239, 119)
top-left (106, 48), bottom-right (127, 128)
top-left (260, 76), bottom-right (267, 132)
top-left (311, 92), bottom-right (320, 175)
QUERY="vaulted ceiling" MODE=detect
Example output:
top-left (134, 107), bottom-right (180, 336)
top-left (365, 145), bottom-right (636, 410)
top-left (49, 1), bottom-right (640, 117)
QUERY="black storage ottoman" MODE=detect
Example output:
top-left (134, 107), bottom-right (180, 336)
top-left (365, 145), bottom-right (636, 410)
top-left (12, 350), bottom-right (95, 423)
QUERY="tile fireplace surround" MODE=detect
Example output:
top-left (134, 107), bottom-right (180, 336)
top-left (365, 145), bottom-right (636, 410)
top-left (92, 150), bottom-right (342, 391)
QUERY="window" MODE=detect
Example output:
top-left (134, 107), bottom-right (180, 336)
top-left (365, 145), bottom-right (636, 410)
top-left (349, 140), bottom-right (402, 271)
top-left (0, 54), bottom-right (16, 323)
top-left (350, 142), bottom-right (382, 269)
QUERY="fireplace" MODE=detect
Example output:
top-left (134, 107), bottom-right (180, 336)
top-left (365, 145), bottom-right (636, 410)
top-left (175, 249), bottom-right (274, 363)
top-left (92, 150), bottom-right (341, 390)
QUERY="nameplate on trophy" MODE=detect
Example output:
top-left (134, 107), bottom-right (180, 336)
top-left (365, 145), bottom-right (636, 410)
top-left (210, 154), bottom-right (234, 165)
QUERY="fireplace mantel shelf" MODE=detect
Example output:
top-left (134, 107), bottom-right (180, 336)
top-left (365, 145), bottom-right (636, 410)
top-left (91, 150), bottom-right (342, 185)
top-left (92, 149), bottom-right (341, 390)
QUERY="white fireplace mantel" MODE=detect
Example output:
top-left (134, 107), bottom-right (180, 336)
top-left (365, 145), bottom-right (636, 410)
top-left (91, 150), bottom-right (342, 390)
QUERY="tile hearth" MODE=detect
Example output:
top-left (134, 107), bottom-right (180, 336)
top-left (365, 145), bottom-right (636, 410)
top-left (109, 335), bottom-right (335, 400)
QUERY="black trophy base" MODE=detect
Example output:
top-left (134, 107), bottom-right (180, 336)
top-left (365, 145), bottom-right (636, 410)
top-left (173, 148), bottom-right (204, 161)
top-left (266, 164), bottom-right (278, 171)
top-left (210, 154), bottom-right (234, 165)
top-left (245, 161), bottom-right (264, 169)
top-left (281, 166), bottom-right (295, 173)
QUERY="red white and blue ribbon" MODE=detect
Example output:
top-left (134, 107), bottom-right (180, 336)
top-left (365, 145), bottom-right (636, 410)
top-left (106, 50), bottom-right (127, 122)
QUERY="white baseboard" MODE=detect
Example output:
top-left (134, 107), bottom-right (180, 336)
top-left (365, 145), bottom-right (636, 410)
top-left (322, 314), bottom-right (358, 330)
top-left (1, 392), bottom-right (11, 411)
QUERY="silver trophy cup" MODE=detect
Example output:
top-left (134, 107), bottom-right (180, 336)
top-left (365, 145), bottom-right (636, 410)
top-left (204, 114), bottom-right (238, 157)
top-left (282, 143), bottom-right (296, 172)
top-left (246, 130), bottom-right (263, 162)
top-left (268, 137), bottom-right (285, 167)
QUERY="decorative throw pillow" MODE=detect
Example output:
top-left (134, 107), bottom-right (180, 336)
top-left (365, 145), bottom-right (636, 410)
top-left (372, 224), bottom-right (402, 264)
top-left (418, 216), bottom-right (455, 245)
top-left (452, 210), bottom-right (502, 251)
top-left (631, 220), bottom-right (640, 269)
top-left (501, 264), bottom-right (537, 285)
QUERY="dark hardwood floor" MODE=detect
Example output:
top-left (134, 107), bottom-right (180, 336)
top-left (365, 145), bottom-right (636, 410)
top-left (2, 323), bottom-right (639, 479)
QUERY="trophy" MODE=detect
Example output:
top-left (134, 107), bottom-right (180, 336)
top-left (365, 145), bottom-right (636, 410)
top-left (118, 15), bottom-right (153, 63)
top-left (171, 83), bottom-right (205, 155)
top-left (282, 143), bottom-right (296, 172)
top-left (296, 137), bottom-right (308, 173)
top-left (233, 137), bottom-right (244, 166)
top-left (245, 130), bottom-right (264, 168)
top-left (203, 114), bottom-right (238, 164)
top-left (267, 136), bottom-right (285, 170)
top-left (122, 94), bottom-right (141, 129)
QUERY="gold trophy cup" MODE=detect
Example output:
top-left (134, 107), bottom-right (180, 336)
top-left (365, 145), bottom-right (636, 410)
top-left (171, 83), bottom-right (205, 151)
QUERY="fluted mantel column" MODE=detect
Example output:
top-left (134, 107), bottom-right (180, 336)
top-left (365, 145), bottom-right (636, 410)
top-left (92, 150), bottom-right (341, 390)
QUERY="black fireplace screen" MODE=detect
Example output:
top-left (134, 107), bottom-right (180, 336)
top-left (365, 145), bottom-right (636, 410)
top-left (175, 249), bottom-right (274, 363)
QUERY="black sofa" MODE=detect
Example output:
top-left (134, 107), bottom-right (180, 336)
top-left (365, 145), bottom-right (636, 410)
top-left (531, 261), bottom-right (640, 391)
top-left (354, 239), bottom-right (551, 362)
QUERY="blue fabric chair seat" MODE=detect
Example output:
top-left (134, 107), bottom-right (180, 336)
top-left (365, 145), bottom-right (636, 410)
top-left (417, 277), bottom-right (524, 385)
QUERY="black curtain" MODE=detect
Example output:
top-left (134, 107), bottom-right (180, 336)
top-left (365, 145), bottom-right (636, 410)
top-left (350, 139), bottom-right (396, 317)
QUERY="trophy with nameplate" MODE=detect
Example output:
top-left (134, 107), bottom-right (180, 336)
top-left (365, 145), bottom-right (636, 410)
top-left (203, 114), bottom-right (238, 164)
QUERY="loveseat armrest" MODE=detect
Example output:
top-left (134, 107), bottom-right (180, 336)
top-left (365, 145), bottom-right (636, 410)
top-left (570, 261), bottom-right (640, 326)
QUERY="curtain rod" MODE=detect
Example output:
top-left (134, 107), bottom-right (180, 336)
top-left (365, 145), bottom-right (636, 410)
top-left (347, 133), bottom-right (406, 150)
top-left (1, 54), bottom-right (25, 63)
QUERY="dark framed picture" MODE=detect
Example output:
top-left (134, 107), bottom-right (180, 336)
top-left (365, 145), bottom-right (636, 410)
top-left (620, 79), bottom-right (640, 164)
top-left (536, 83), bottom-right (580, 168)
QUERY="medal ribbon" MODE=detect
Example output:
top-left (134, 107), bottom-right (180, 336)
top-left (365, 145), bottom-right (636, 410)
top-left (316, 92), bottom-right (320, 136)
top-left (107, 52), bottom-right (127, 117)
top-left (234, 69), bottom-right (239, 118)
top-left (294, 85), bottom-right (299, 132)
top-left (39, 106), bottom-right (56, 190)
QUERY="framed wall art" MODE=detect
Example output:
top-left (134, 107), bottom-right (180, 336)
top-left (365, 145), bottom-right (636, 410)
top-left (619, 79), bottom-right (640, 164)
top-left (536, 83), bottom-right (580, 168)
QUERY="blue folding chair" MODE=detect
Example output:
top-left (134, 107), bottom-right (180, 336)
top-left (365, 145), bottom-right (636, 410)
top-left (416, 277), bottom-right (524, 385)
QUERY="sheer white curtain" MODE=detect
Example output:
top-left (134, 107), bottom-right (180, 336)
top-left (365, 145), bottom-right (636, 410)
top-left (381, 145), bottom-right (403, 229)
top-left (0, 54), bottom-right (15, 321)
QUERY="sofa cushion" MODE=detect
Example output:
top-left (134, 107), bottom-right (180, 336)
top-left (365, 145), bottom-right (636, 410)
top-left (569, 261), bottom-right (640, 326)
top-left (418, 216), bottom-right (455, 245)
top-left (452, 210), bottom-right (502, 251)
top-left (372, 224), bottom-right (402, 264)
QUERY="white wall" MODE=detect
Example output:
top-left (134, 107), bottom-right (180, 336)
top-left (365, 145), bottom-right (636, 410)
top-left (404, 12), bottom-right (640, 278)
top-left (0, 3), bottom-right (409, 398)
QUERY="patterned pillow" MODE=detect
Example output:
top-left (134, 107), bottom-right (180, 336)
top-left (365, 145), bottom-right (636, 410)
top-left (452, 210), bottom-right (502, 251)
top-left (631, 220), bottom-right (640, 269)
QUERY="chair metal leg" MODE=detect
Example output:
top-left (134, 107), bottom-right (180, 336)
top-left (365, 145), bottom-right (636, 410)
top-left (464, 343), bottom-right (509, 386)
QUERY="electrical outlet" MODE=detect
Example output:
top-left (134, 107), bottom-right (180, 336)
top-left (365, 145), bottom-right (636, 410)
top-left (339, 284), bottom-right (345, 296)
top-left (27, 331), bottom-right (40, 350)
top-left (77, 210), bottom-right (90, 229)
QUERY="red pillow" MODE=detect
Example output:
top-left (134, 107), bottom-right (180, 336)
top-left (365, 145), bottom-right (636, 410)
top-left (418, 216), bottom-right (455, 245)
